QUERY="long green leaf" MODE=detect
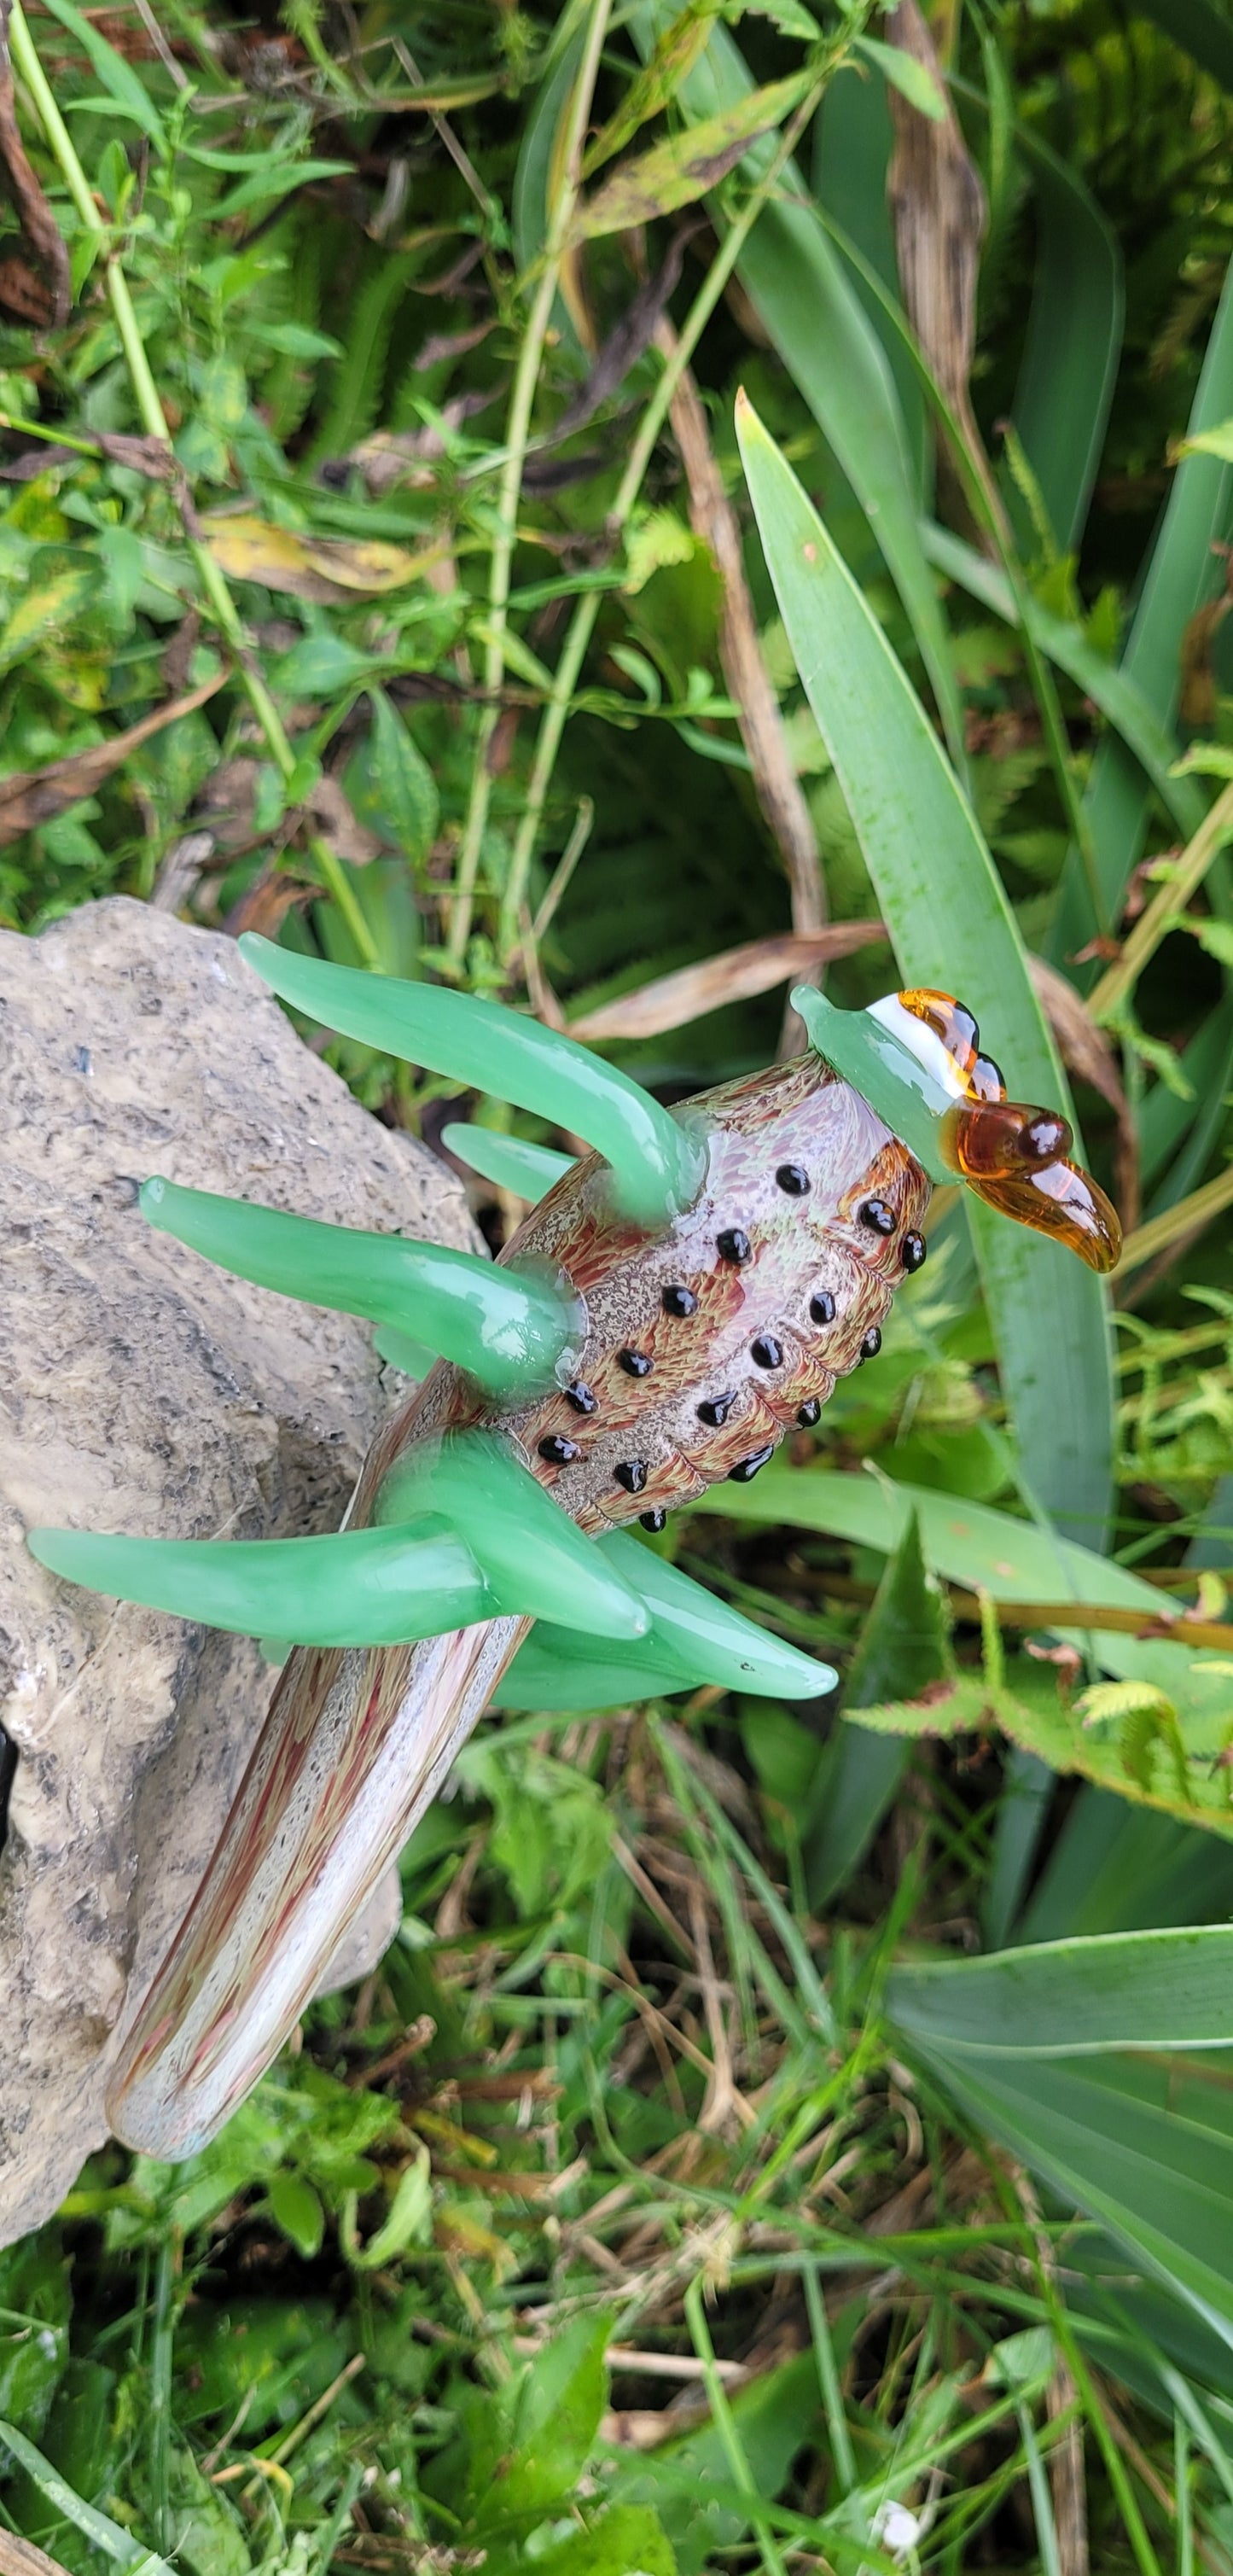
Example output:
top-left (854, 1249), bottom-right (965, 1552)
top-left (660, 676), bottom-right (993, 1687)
top-left (888, 1926), bottom-right (1233, 2346)
top-left (735, 397), bottom-right (1114, 1541)
top-left (805, 1511), bottom-right (945, 1909)
top-left (923, 524), bottom-right (1206, 841)
top-left (1138, 994), bottom-right (1233, 1214)
top-left (693, 1466), bottom-right (1233, 1751)
top-left (630, 5), bottom-right (966, 775)
top-left (36, 0), bottom-right (166, 143)
top-left (1050, 255), bottom-right (1233, 973)
top-left (1006, 133), bottom-right (1124, 553)
top-left (811, 59), bottom-right (928, 496)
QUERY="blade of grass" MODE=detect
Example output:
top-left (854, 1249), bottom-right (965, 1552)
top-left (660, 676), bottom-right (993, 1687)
top-left (811, 61), bottom-right (928, 497)
top-left (810, 200), bottom-right (1102, 925)
top-left (683, 2278), bottom-right (791, 2576)
top-left (448, 0), bottom-right (612, 968)
top-left (954, 89), bottom-right (1125, 557)
top-left (1138, 996), bottom-right (1233, 1212)
top-left (1114, 1163), bottom-right (1233, 1279)
top-left (735, 395), bottom-right (1114, 1542)
top-left (1049, 254), bottom-right (1233, 978)
top-left (630, 3), bottom-right (966, 775)
top-left (497, 28), bottom-right (859, 959)
top-left (692, 1465), bottom-right (1233, 1738)
top-left (0, 2424), bottom-right (174, 2576)
top-left (922, 523), bottom-right (1207, 844)
top-left (6, 2), bottom-right (378, 969)
top-left (891, 1926), bottom-right (1233, 2359)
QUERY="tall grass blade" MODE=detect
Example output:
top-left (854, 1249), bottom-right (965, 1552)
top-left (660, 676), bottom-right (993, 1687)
top-left (631, 5), bottom-right (966, 773)
top-left (736, 396), bottom-right (1114, 1539)
top-left (995, 127), bottom-right (1124, 554)
top-left (922, 526), bottom-right (1206, 841)
top-left (1050, 257), bottom-right (1233, 975)
top-left (889, 1925), bottom-right (1233, 2346)
top-left (695, 1466), bottom-right (1233, 1751)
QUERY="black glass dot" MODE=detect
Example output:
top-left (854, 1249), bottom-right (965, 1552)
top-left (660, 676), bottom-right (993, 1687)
top-left (539, 1434), bottom-right (579, 1466)
top-left (729, 1443), bottom-right (775, 1483)
top-left (662, 1283), bottom-right (698, 1318)
top-left (614, 1460), bottom-right (648, 1495)
top-left (750, 1335), bottom-right (783, 1369)
top-left (776, 1163), bottom-right (810, 1196)
top-left (859, 1325), bottom-right (882, 1361)
top-left (797, 1397), bottom-right (821, 1429)
top-left (901, 1232), bottom-right (927, 1274)
top-left (565, 1380), bottom-right (598, 1414)
top-left (810, 1290), bottom-right (837, 1326)
top-left (697, 1393), bottom-right (736, 1427)
top-left (640, 1507), bottom-right (667, 1534)
top-left (716, 1227), bottom-right (752, 1266)
top-left (859, 1198), bottom-right (897, 1237)
top-left (619, 1348), bottom-right (654, 1378)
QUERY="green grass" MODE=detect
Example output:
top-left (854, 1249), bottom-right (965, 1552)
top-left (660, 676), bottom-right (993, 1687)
top-left (4, 0), bottom-right (1233, 2567)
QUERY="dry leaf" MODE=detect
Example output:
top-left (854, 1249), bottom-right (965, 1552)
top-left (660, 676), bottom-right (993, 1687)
top-left (308, 772), bottom-right (381, 866)
top-left (0, 670), bottom-right (224, 848)
top-left (0, 7), bottom-right (70, 328)
top-left (201, 513), bottom-right (445, 603)
top-left (885, 0), bottom-right (992, 533)
top-left (578, 72), bottom-right (809, 238)
top-left (0, 251), bottom-right (56, 326)
top-left (568, 924), bottom-right (886, 1042)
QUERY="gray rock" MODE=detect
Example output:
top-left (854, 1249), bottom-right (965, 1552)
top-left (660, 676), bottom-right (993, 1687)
top-left (0, 898), bottom-right (479, 2245)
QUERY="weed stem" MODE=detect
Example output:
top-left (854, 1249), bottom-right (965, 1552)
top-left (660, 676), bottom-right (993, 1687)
top-left (7, 0), bottom-right (379, 966)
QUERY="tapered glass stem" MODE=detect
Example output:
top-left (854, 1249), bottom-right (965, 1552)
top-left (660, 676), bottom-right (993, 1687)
top-left (239, 938), bottom-right (706, 1227)
top-left (142, 1177), bottom-right (578, 1396)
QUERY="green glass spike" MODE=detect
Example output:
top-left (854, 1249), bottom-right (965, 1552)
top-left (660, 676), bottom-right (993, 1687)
top-left (499, 1535), bottom-right (836, 1705)
top-left (239, 936), bottom-right (707, 1227)
top-left (142, 1178), bottom-right (579, 1399)
top-left (373, 1431), bottom-right (651, 1642)
top-left (26, 1520), bottom-right (487, 1647)
top-left (441, 1122), bottom-right (574, 1203)
top-left (495, 1637), bottom-right (689, 1711)
top-left (371, 1324), bottom-right (435, 1379)
top-left (599, 1531), bottom-right (837, 1695)
top-left (792, 986), bottom-right (954, 1183)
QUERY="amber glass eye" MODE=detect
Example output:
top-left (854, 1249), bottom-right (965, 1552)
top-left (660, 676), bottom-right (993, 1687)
top-left (946, 1100), bottom-right (1073, 1180)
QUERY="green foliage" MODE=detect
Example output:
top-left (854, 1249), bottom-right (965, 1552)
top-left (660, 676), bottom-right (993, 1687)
top-left (8, 0), bottom-right (1233, 2566)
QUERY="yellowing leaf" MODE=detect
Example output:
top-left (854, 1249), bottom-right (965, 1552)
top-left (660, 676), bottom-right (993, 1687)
top-left (201, 514), bottom-right (443, 603)
top-left (578, 71), bottom-right (811, 237)
top-left (0, 559), bottom-right (102, 678)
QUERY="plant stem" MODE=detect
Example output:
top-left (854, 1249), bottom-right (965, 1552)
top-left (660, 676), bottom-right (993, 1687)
top-left (496, 50), bottom-right (853, 967)
top-left (1088, 777), bottom-right (1233, 1021)
top-left (7, 0), bottom-right (378, 967)
top-left (684, 2275), bottom-right (791, 2576)
top-left (446, 0), bottom-right (613, 971)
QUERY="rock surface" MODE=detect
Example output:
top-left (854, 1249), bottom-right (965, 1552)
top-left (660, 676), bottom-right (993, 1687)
top-left (0, 899), bottom-right (479, 2246)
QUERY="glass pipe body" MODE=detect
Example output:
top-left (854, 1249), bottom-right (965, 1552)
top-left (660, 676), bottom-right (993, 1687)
top-left (31, 972), bottom-right (1117, 2159)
